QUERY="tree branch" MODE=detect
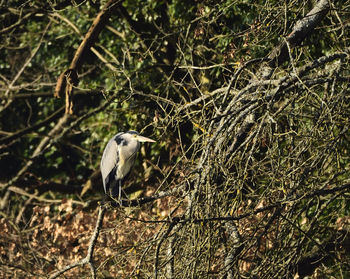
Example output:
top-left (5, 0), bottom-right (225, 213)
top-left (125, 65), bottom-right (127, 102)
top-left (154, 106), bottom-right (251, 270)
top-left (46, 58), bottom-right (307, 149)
top-left (263, 0), bottom-right (330, 76)
top-left (49, 205), bottom-right (106, 279)
top-left (0, 106), bottom-right (64, 146)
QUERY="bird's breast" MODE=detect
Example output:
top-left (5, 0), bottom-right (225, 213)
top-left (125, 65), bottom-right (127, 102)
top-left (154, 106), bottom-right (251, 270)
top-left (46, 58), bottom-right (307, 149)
top-left (117, 153), bottom-right (136, 178)
top-left (116, 140), bottom-right (139, 179)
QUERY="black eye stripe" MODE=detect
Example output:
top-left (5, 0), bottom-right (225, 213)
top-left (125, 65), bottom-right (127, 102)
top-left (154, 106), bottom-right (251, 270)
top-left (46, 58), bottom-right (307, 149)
top-left (114, 134), bottom-right (130, 146)
top-left (115, 136), bottom-right (123, 145)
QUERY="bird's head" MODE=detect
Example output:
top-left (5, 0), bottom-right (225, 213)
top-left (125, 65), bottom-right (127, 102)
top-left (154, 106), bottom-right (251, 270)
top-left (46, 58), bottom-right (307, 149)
top-left (126, 131), bottom-right (156, 143)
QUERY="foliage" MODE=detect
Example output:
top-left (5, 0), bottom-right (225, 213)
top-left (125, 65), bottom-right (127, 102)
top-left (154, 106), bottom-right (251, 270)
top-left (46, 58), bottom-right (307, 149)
top-left (0, 0), bottom-right (349, 278)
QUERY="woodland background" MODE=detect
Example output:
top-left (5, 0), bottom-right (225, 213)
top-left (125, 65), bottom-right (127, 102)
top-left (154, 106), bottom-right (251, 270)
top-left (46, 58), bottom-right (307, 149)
top-left (0, 0), bottom-right (349, 278)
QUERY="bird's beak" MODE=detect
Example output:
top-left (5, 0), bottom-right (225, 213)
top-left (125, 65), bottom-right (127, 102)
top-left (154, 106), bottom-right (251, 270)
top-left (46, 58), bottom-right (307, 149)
top-left (136, 135), bottom-right (156, 143)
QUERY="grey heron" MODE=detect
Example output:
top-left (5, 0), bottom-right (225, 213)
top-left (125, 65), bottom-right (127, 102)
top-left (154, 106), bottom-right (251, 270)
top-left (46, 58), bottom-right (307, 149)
top-left (100, 131), bottom-right (156, 200)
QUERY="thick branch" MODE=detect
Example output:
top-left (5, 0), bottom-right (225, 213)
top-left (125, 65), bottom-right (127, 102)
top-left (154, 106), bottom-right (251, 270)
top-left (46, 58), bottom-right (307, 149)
top-left (70, 0), bottom-right (122, 70)
top-left (54, 0), bottom-right (122, 112)
top-left (264, 0), bottom-right (330, 73)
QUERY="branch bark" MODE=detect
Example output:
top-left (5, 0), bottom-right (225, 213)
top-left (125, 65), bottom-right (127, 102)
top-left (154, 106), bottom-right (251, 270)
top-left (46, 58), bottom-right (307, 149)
top-left (54, 0), bottom-right (123, 113)
top-left (261, 0), bottom-right (330, 78)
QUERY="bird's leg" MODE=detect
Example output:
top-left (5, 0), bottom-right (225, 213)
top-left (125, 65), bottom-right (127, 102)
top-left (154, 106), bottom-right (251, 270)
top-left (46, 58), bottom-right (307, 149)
top-left (118, 180), bottom-right (122, 201)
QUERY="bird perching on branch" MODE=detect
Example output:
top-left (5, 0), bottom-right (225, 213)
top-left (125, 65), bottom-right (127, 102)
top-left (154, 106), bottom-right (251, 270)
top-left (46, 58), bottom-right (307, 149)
top-left (100, 131), bottom-right (156, 200)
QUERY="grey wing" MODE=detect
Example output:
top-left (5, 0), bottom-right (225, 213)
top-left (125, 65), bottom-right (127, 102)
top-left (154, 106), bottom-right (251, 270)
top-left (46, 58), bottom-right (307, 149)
top-left (100, 137), bottom-right (120, 194)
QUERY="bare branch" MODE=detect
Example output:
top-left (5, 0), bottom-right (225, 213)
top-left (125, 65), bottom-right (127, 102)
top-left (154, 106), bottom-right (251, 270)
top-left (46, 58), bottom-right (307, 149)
top-left (49, 205), bottom-right (106, 279)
